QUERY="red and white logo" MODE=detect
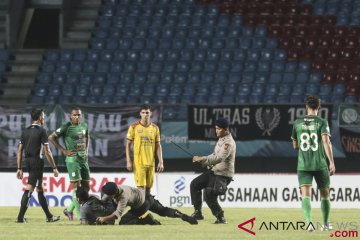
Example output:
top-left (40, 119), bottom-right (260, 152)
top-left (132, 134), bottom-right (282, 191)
top-left (238, 217), bottom-right (256, 236)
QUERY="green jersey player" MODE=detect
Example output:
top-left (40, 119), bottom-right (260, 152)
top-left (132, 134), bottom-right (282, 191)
top-left (49, 106), bottom-right (90, 220)
top-left (291, 96), bottom-right (335, 232)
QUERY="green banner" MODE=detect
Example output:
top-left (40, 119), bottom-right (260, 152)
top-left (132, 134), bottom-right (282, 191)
top-left (0, 105), bottom-right (162, 169)
top-left (339, 104), bottom-right (360, 127)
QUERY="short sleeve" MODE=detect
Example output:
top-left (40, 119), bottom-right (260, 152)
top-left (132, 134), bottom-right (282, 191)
top-left (41, 128), bottom-right (49, 145)
top-left (291, 122), bottom-right (297, 141)
top-left (127, 125), bottom-right (135, 141)
top-left (155, 126), bottom-right (160, 142)
top-left (19, 131), bottom-right (24, 144)
top-left (53, 123), bottom-right (68, 138)
top-left (321, 119), bottom-right (331, 137)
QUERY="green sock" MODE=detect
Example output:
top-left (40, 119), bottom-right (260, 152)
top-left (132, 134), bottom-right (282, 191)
top-left (71, 188), bottom-right (80, 219)
top-left (321, 199), bottom-right (330, 225)
top-left (301, 196), bottom-right (312, 224)
top-left (66, 203), bottom-right (74, 212)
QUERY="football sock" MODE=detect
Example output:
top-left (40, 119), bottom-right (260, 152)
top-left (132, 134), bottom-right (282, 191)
top-left (72, 189), bottom-right (80, 219)
top-left (66, 189), bottom-right (75, 213)
top-left (17, 190), bottom-right (32, 220)
top-left (301, 196), bottom-right (312, 224)
top-left (321, 198), bottom-right (330, 225)
top-left (38, 191), bottom-right (52, 219)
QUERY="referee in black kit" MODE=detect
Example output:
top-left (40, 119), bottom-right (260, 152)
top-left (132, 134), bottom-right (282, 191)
top-left (16, 108), bottom-right (60, 223)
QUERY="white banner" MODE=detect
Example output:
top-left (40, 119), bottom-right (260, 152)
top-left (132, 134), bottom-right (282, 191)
top-left (1, 173), bottom-right (359, 208)
top-left (0, 172), bottom-right (147, 207)
top-left (156, 173), bottom-right (360, 209)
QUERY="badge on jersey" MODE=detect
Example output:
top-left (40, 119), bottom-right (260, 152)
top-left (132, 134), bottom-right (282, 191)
top-left (138, 128), bottom-right (143, 133)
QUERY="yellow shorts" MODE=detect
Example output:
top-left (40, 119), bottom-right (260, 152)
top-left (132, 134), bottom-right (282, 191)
top-left (133, 164), bottom-right (155, 189)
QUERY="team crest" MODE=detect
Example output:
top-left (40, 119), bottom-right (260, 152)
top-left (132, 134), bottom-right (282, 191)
top-left (255, 107), bottom-right (280, 136)
top-left (137, 128), bottom-right (143, 133)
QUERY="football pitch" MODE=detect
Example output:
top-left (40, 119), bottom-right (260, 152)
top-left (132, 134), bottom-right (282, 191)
top-left (0, 207), bottom-right (358, 240)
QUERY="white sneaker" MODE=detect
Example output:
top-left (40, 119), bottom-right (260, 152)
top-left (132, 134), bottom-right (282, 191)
top-left (320, 223), bottom-right (333, 231)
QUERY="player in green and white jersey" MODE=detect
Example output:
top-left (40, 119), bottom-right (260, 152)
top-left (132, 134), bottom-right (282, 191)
top-left (291, 96), bottom-right (335, 232)
top-left (49, 106), bottom-right (90, 220)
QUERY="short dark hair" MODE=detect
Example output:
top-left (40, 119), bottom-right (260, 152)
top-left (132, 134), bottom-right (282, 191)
top-left (76, 185), bottom-right (90, 204)
top-left (140, 104), bottom-right (151, 112)
top-left (102, 182), bottom-right (119, 196)
top-left (31, 108), bottom-right (43, 121)
top-left (70, 106), bottom-right (81, 113)
top-left (306, 95), bottom-right (321, 110)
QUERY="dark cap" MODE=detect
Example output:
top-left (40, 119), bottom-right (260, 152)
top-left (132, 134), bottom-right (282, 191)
top-left (101, 182), bottom-right (119, 196)
top-left (215, 118), bottom-right (229, 129)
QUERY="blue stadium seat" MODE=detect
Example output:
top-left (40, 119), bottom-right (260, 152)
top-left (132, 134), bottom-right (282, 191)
top-left (100, 51), bottom-right (113, 62)
top-left (30, 96), bottom-right (44, 104)
top-left (276, 95), bottom-right (289, 103)
top-left (80, 74), bottom-right (92, 84)
top-left (73, 50), bottom-right (87, 61)
top-left (214, 71), bottom-right (228, 84)
top-left (45, 50), bottom-right (60, 61)
top-left (167, 50), bottom-right (180, 61)
top-left (56, 62), bottom-right (69, 73)
top-left (319, 84), bottom-right (332, 95)
top-left (93, 74), bottom-right (107, 84)
top-left (345, 95), bottom-right (358, 103)
top-left (265, 83), bottom-right (278, 96)
top-left (62, 85), bottom-right (75, 97)
top-left (243, 62), bottom-right (257, 72)
top-left (333, 84), bottom-right (346, 96)
top-left (247, 49), bottom-right (260, 61)
top-left (83, 62), bottom-right (96, 72)
top-left (233, 49), bottom-right (246, 61)
top-left (263, 95), bottom-right (276, 103)
top-left (150, 61), bottom-right (163, 72)
top-left (91, 39), bottom-right (105, 49)
top-left (88, 51), bottom-right (100, 61)
top-left (136, 62), bottom-right (149, 73)
top-left (133, 73), bottom-right (147, 83)
top-left (53, 73), bottom-right (66, 84)
top-left (239, 37), bottom-right (251, 49)
top-left (37, 73), bottom-right (52, 84)
top-left (33, 85), bottom-right (48, 97)
top-left (42, 62), bottom-right (56, 73)
top-left (77, 84), bottom-right (89, 97)
top-left (180, 50), bottom-right (193, 61)
top-left (228, 27), bottom-right (241, 38)
top-left (305, 83), bottom-right (319, 95)
top-left (147, 73), bottom-right (160, 83)
top-left (218, 62), bottom-right (230, 72)
top-left (203, 61), bottom-right (217, 72)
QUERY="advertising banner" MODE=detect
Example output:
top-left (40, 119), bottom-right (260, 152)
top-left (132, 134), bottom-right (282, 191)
top-left (339, 127), bottom-right (360, 161)
top-left (0, 105), bottom-right (162, 168)
top-left (1, 173), bottom-right (358, 208)
top-left (188, 104), bottom-right (332, 140)
top-left (339, 104), bottom-right (360, 127)
top-left (156, 173), bottom-right (360, 209)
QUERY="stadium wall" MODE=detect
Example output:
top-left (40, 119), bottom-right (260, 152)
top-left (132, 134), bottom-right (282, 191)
top-left (1, 173), bottom-right (358, 208)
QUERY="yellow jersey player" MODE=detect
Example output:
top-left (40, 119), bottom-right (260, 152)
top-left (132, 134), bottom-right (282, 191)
top-left (126, 104), bottom-right (164, 194)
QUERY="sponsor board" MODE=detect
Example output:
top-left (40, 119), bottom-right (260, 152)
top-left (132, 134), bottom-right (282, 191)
top-left (1, 173), bottom-right (358, 208)
top-left (156, 174), bottom-right (360, 208)
top-left (0, 173), bottom-right (155, 206)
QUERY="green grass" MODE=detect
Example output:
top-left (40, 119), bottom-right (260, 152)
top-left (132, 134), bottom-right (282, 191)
top-left (0, 207), bottom-right (358, 240)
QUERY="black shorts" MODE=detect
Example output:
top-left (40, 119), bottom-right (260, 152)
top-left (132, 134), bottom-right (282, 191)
top-left (26, 157), bottom-right (44, 187)
top-left (128, 200), bottom-right (150, 218)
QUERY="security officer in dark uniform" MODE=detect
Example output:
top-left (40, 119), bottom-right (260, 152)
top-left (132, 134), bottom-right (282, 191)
top-left (190, 118), bottom-right (236, 224)
top-left (16, 108), bottom-right (60, 223)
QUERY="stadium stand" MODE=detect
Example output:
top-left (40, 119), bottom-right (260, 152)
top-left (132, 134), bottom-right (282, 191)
top-left (1, 0), bottom-right (359, 119)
